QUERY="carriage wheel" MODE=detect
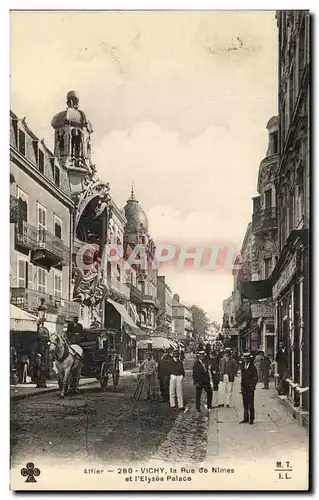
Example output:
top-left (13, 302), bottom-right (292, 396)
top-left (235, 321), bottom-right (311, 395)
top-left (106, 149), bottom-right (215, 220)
top-left (100, 362), bottom-right (109, 392)
top-left (112, 371), bottom-right (120, 389)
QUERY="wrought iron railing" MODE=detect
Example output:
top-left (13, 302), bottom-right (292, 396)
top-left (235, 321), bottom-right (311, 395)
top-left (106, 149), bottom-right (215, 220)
top-left (107, 278), bottom-right (130, 301)
top-left (252, 207), bottom-right (277, 233)
top-left (38, 229), bottom-right (69, 263)
top-left (129, 283), bottom-right (143, 301)
top-left (10, 287), bottom-right (80, 320)
top-left (15, 222), bottom-right (69, 263)
top-left (15, 221), bottom-right (38, 250)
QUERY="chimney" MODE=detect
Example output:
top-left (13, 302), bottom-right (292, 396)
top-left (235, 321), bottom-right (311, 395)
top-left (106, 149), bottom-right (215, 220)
top-left (173, 294), bottom-right (180, 303)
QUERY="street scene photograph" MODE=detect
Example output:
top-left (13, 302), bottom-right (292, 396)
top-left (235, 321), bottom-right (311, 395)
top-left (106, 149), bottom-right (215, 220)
top-left (9, 9), bottom-right (310, 491)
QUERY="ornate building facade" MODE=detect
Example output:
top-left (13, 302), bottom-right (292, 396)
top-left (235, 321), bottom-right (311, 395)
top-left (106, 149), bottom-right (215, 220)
top-left (272, 10), bottom-right (310, 414)
top-left (10, 110), bottom-right (80, 362)
top-left (123, 188), bottom-right (159, 334)
top-left (51, 91), bottom-right (141, 364)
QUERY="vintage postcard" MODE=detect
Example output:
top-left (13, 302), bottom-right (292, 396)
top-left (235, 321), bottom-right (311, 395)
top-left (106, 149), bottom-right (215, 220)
top-left (9, 9), bottom-right (310, 491)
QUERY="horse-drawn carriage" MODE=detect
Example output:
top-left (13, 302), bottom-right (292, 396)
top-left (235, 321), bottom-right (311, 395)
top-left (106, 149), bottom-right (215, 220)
top-left (79, 328), bottom-right (120, 391)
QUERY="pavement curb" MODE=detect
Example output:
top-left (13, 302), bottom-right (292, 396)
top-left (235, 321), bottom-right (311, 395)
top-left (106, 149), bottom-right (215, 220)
top-left (277, 394), bottom-right (309, 429)
top-left (10, 380), bottom-right (97, 402)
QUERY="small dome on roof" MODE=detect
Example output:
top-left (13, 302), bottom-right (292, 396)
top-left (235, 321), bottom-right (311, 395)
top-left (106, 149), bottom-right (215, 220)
top-left (51, 91), bottom-right (93, 131)
top-left (124, 187), bottom-right (149, 233)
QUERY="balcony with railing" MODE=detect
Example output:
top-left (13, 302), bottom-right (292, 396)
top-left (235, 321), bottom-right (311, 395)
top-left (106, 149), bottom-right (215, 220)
top-left (107, 277), bottom-right (130, 303)
top-left (143, 294), bottom-right (160, 308)
top-left (252, 207), bottom-right (277, 234)
top-left (10, 287), bottom-right (80, 321)
top-left (15, 222), bottom-right (69, 266)
top-left (128, 283), bottom-right (143, 302)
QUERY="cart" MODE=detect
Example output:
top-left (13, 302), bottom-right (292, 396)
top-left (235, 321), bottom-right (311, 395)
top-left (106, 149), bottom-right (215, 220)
top-left (79, 329), bottom-right (120, 391)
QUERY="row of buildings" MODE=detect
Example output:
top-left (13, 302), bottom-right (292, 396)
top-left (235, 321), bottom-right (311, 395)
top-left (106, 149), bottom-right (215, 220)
top-left (222, 10), bottom-right (310, 415)
top-left (9, 90), bottom-right (194, 369)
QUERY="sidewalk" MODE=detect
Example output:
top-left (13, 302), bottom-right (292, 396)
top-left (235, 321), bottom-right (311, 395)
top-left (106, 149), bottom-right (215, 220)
top-left (10, 377), bottom-right (97, 401)
top-left (151, 374), bottom-right (308, 488)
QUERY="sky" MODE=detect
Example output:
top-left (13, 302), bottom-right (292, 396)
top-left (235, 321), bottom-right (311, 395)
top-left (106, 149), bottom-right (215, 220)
top-left (10, 10), bottom-right (278, 323)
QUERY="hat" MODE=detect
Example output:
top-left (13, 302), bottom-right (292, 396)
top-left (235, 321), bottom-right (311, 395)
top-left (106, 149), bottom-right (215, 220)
top-left (242, 352), bottom-right (251, 358)
top-left (225, 347), bottom-right (232, 353)
top-left (197, 350), bottom-right (206, 356)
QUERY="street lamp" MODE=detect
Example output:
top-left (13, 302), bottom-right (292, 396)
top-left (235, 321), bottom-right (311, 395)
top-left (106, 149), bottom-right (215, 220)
top-left (36, 298), bottom-right (49, 389)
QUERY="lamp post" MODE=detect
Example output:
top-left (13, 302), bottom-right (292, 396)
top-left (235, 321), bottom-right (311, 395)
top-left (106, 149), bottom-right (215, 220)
top-left (36, 298), bottom-right (49, 389)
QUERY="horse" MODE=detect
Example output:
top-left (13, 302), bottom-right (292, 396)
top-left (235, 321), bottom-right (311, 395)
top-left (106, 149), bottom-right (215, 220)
top-left (49, 332), bottom-right (83, 398)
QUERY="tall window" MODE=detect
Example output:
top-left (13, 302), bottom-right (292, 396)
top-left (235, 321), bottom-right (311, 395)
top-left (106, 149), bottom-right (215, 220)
top-left (265, 189), bottom-right (272, 209)
top-left (264, 257), bottom-right (272, 279)
top-left (37, 268), bottom-right (47, 293)
top-left (54, 272), bottom-right (62, 298)
top-left (28, 263), bottom-right (34, 289)
top-left (37, 204), bottom-right (47, 231)
top-left (18, 259), bottom-right (27, 288)
top-left (270, 131), bottom-right (278, 154)
top-left (17, 188), bottom-right (28, 222)
top-left (54, 167), bottom-right (60, 187)
top-left (38, 150), bottom-right (44, 173)
top-left (253, 197), bottom-right (261, 214)
top-left (53, 215), bottom-right (62, 239)
top-left (18, 129), bottom-right (26, 156)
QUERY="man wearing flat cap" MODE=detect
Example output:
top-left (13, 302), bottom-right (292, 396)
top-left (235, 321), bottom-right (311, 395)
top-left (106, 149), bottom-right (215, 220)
top-left (240, 353), bottom-right (258, 425)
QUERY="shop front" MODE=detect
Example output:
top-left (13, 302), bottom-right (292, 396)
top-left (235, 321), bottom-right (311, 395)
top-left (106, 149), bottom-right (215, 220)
top-left (272, 230), bottom-right (309, 412)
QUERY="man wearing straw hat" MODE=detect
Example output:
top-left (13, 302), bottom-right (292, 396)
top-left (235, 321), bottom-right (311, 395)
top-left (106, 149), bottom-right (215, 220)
top-left (240, 352), bottom-right (258, 425)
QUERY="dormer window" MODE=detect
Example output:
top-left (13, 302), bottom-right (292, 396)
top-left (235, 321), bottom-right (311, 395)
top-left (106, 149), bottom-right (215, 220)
top-left (38, 149), bottom-right (44, 173)
top-left (18, 129), bottom-right (26, 156)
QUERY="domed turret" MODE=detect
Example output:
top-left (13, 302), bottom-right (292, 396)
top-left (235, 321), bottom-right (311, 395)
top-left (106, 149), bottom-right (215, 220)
top-left (51, 91), bottom-right (94, 196)
top-left (124, 187), bottom-right (149, 233)
top-left (51, 91), bottom-right (93, 131)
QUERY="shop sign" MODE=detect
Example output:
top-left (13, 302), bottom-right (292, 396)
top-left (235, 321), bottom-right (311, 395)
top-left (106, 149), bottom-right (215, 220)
top-left (272, 254), bottom-right (297, 300)
top-left (250, 301), bottom-right (274, 318)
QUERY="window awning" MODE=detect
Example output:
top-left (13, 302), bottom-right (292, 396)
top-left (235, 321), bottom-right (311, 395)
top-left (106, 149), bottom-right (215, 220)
top-left (150, 336), bottom-right (172, 350)
top-left (107, 298), bottom-right (143, 338)
top-left (10, 304), bottom-right (38, 332)
top-left (239, 279), bottom-right (272, 300)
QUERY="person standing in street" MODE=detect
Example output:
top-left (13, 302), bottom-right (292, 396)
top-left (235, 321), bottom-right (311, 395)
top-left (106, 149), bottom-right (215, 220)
top-left (210, 350), bottom-right (220, 407)
top-left (169, 350), bottom-right (185, 411)
top-left (192, 350), bottom-right (213, 412)
top-left (254, 351), bottom-right (263, 382)
top-left (140, 351), bottom-right (157, 400)
top-left (240, 353), bottom-right (258, 425)
top-left (158, 348), bottom-right (173, 402)
top-left (219, 348), bottom-right (238, 407)
top-left (275, 341), bottom-right (289, 395)
top-left (260, 351), bottom-right (271, 389)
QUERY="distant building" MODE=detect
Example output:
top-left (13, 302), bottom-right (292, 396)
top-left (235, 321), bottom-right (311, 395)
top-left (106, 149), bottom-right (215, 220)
top-left (172, 294), bottom-right (193, 341)
top-left (156, 276), bottom-right (173, 334)
top-left (123, 188), bottom-right (159, 334)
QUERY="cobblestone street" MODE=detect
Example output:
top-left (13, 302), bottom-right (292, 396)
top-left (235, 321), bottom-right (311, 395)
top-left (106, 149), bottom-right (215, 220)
top-left (11, 356), bottom-right (308, 471)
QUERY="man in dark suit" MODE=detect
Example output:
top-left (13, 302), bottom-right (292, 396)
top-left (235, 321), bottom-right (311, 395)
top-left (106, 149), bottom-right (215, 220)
top-left (193, 350), bottom-right (212, 412)
top-left (158, 348), bottom-right (173, 402)
top-left (240, 353), bottom-right (258, 425)
top-left (275, 341), bottom-right (289, 395)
